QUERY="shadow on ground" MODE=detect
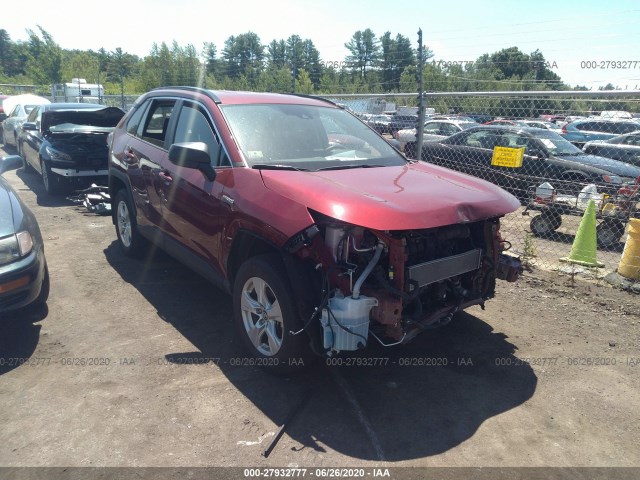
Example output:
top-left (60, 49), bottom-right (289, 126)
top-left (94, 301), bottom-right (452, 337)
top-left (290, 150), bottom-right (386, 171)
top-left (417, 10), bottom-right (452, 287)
top-left (0, 304), bottom-right (47, 376)
top-left (104, 241), bottom-right (537, 461)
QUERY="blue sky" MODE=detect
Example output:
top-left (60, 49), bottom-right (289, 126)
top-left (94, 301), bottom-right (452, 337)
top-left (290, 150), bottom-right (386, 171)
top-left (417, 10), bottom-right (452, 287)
top-left (4, 0), bottom-right (640, 89)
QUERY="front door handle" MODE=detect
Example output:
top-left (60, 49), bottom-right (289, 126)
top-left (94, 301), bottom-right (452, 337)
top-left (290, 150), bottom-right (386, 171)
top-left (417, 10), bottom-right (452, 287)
top-left (159, 170), bottom-right (173, 184)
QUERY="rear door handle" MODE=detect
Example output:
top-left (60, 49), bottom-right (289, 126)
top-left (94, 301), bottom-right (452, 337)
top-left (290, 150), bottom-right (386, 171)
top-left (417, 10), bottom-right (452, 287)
top-left (222, 194), bottom-right (234, 205)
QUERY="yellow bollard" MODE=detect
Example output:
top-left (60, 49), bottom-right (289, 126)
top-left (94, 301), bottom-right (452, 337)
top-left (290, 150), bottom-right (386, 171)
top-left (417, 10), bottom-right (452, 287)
top-left (618, 218), bottom-right (640, 280)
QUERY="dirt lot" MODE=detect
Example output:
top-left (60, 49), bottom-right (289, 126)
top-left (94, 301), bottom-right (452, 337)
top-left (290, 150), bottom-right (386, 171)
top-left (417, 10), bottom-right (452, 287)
top-left (1, 146), bottom-right (639, 475)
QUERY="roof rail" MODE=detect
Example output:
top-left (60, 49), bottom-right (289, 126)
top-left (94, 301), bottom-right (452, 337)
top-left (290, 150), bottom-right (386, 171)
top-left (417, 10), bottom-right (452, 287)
top-left (289, 93), bottom-right (341, 108)
top-left (150, 86), bottom-right (221, 104)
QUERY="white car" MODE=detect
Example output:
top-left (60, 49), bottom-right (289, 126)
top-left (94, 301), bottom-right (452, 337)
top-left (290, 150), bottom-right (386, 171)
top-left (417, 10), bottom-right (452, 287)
top-left (518, 119), bottom-right (563, 134)
top-left (2, 94), bottom-right (51, 148)
top-left (394, 119), bottom-right (478, 152)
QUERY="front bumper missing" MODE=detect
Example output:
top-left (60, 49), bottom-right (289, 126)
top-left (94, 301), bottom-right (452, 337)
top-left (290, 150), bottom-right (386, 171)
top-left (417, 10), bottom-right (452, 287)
top-left (51, 168), bottom-right (108, 177)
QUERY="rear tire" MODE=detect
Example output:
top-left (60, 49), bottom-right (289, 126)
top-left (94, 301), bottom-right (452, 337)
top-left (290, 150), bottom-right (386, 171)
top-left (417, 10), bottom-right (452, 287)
top-left (114, 190), bottom-right (146, 257)
top-left (233, 254), bottom-right (312, 373)
top-left (530, 212), bottom-right (562, 237)
top-left (596, 221), bottom-right (625, 248)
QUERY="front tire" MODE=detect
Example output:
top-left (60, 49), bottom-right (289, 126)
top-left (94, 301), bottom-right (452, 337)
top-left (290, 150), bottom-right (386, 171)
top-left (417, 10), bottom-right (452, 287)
top-left (33, 263), bottom-right (50, 306)
top-left (233, 254), bottom-right (312, 372)
top-left (41, 160), bottom-right (64, 195)
top-left (114, 190), bottom-right (146, 257)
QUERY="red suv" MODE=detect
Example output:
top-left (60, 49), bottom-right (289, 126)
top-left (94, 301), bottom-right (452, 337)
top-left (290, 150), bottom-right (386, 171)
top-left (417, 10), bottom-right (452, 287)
top-left (108, 87), bottom-right (521, 368)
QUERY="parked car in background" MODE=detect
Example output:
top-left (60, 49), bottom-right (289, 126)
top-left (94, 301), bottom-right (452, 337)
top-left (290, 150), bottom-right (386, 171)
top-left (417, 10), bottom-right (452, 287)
top-left (2, 94), bottom-right (51, 149)
top-left (418, 125), bottom-right (640, 200)
top-left (464, 113), bottom-right (493, 124)
top-left (108, 87), bottom-right (521, 368)
top-left (483, 119), bottom-right (524, 127)
top-left (365, 114), bottom-right (393, 135)
top-left (0, 95), bottom-right (9, 137)
top-left (518, 119), bottom-right (563, 134)
top-left (424, 115), bottom-right (469, 123)
top-left (539, 114), bottom-right (566, 125)
top-left (399, 119), bottom-right (478, 156)
top-left (0, 155), bottom-right (49, 313)
top-left (387, 114), bottom-right (418, 134)
top-left (559, 115), bottom-right (586, 126)
top-left (19, 103), bottom-right (125, 194)
top-left (599, 110), bottom-right (632, 119)
top-left (582, 131), bottom-right (640, 167)
top-left (561, 118), bottom-right (640, 147)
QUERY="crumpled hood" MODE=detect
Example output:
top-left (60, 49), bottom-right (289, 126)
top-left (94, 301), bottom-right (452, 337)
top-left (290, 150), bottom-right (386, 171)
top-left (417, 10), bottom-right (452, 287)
top-left (260, 162), bottom-right (520, 230)
top-left (42, 107), bottom-right (125, 132)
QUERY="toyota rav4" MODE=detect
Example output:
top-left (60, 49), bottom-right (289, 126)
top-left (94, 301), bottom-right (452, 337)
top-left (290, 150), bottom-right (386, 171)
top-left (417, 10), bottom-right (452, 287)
top-left (108, 87), bottom-right (521, 368)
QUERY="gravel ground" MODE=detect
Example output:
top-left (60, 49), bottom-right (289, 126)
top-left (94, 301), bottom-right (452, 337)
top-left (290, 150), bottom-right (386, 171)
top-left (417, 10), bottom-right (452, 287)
top-left (1, 146), bottom-right (639, 477)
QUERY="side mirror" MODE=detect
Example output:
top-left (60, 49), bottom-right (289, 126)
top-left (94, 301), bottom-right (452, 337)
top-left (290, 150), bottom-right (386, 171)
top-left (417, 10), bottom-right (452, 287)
top-left (0, 155), bottom-right (23, 175)
top-left (529, 148), bottom-right (547, 159)
top-left (22, 122), bottom-right (37, 131)
top-left (168, 142), bottom-right (217, 182)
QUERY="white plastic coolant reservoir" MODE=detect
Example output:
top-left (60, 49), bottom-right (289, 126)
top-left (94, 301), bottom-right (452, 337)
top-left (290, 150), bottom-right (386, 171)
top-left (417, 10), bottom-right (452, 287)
top-left (321, 291), bottom-right (378, 351)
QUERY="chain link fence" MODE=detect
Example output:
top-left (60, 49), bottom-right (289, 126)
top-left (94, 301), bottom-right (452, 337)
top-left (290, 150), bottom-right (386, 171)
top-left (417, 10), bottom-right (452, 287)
top-left (325, 91), bottom-right (640, 279)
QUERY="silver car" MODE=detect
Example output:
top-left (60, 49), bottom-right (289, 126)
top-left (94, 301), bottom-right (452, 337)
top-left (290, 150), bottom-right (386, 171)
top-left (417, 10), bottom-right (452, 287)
top-left (2, 104), bottom-right (40, 149)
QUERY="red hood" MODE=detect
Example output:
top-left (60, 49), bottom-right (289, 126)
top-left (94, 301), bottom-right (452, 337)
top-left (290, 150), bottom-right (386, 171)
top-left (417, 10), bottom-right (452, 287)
top-left (260, 162), bottom-right (520, 230)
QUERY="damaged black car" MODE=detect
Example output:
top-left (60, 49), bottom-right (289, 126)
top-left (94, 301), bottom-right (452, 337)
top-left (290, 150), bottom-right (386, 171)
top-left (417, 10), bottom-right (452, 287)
top-left (18, 103), bottom-right (125, 194)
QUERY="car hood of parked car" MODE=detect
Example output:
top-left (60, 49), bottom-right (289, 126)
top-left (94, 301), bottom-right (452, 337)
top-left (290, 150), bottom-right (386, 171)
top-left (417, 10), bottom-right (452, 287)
top-left (555, 153), bottom-right (640, 179)
top-left (0, 178), bottom-right (18, 237)
top-left (260, 162), bottom-right (520, 230)
top-left (42, 107), bottom-right (125, 133)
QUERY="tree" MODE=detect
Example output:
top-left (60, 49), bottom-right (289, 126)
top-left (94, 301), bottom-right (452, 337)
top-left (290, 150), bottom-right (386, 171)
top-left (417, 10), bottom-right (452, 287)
top-left (301, 39), bottom-right (322, 89)
top-left (0, 29), bottom-right (16, 76)
top-left (221, 32), bottom-right (265, 87)
top-left (203, 42), bottom-right (219, 76)
top-left (109, 47), bottom-right (137, 100)
top-left (295, 68), bottom-right (314, 94)
top-left (380, 32), bottom-right (417, 91)
top-left (24, 26), bottom-right (62, 85)
top-left (61, 50), bottom-right (99, 83)
top-left (344, 29), bottom-right (380, 79)
top-left (266, 39), bottom-right (287, 69)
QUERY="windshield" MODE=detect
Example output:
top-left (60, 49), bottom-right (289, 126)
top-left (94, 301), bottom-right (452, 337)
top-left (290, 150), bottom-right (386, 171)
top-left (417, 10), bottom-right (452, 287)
top-left (534, 129), bottom-right (583, 155)
top-left (220, 104), bottom-right (407, 170)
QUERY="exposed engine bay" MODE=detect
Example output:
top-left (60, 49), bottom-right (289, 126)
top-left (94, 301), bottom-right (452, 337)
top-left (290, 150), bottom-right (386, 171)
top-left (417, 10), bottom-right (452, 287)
top-left (286, 211), bottom-right (521, 355)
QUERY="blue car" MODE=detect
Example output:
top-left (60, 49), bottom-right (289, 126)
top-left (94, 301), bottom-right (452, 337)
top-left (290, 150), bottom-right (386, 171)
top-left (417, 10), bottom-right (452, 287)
top-left (0, 155), bottom-right (49, 313)
top-left (561, 118), bottom-right (640, 147)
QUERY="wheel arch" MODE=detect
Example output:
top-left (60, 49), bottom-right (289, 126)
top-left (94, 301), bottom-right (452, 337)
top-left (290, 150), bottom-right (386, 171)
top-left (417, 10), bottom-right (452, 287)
top-left (109, 169), bottom-right (134, 226)
top-left (226, 230), bottom-right (281, 286)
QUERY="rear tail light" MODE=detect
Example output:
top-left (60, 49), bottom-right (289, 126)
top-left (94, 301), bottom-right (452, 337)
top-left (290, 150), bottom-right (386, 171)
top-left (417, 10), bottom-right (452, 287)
top-left (561, 124), bottom-right (568, 134)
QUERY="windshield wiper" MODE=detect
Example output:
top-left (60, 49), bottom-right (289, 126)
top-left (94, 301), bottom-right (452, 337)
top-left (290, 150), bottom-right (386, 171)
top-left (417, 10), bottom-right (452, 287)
top-left (251, 164), bottom-right (308, 171)
top-left (316, 164), bottom-right (385, 171)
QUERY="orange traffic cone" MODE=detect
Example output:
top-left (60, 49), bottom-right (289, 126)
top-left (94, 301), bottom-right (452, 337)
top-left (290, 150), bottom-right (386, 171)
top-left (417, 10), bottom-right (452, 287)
top-left (560, 199), bottom-right (604, 268)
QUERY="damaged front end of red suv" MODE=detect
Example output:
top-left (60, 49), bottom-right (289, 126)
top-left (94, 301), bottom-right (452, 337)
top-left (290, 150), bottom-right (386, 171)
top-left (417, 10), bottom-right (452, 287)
top-left (261, 163), bottom-right (522, 355)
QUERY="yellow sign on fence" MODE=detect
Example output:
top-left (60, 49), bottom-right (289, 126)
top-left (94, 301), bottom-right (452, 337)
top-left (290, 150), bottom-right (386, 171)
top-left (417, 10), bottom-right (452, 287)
top-left (491, 146), bottom-right (524, 168)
